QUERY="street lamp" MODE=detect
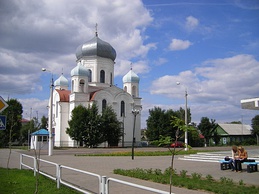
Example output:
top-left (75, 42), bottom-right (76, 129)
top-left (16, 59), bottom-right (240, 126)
top-left (176, 82), bottom-right (188, 151)
top-left (131, 106), bottom-right (142, 160)
top-left (42, 68), bottom-right (54, 156)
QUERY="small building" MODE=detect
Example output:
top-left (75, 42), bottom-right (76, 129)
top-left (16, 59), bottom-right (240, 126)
top-left (30, 129), bottom-right (50, 150)
top-left (213, 123), bottom-right (252, 145)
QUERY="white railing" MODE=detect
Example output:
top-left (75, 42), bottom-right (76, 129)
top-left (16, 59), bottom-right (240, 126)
top-left (20, 154), bottom-right (171, 194)
top-left (60, 165), bottom-right (102, 194)
top-left (105, 177), bottom-right (170, 194)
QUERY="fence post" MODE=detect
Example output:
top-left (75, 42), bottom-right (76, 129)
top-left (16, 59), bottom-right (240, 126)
top-left (101, 176), bottom-right (107, 194)
top-left (57, 164), bottom-right (61, 189)
top-left (20, 154), bottom-right (22, 170)
top-left (33, 157), bottom-right (37, 176)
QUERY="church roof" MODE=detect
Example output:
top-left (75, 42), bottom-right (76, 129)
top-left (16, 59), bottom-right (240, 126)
top-left (123, 69), bottom-right (139, 83)
top-left (71, 63), bottom-right (89, 77)
top-left (54, 74), bottom-right (69, 87)
top-left (56, 89), bottom-right (70, 102)
top-left (75, 35), bottom-right (116, 61)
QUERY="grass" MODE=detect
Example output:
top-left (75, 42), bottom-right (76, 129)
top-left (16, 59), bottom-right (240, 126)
top-left (75, 149), bottom-right (205, 156)
top-left (114, 168), bottom-right (259, 194)
top-left (0, 168), bottom-right (80, 194)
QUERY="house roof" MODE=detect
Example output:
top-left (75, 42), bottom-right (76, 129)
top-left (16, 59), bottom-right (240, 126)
top-left (56, 89), bottom-right (71, 102)
top-left (31, 129), bottom-right (49, 136)
top-left (218, 123), bottom-right (252, 135)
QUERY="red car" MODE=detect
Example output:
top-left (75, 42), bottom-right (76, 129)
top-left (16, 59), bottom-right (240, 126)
top-left (171, 141), bottom-right (184, 148)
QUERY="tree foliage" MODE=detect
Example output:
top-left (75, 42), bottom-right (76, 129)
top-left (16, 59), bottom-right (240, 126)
top-left (197, 117), bottom-right (217, 146)
top-left (39, 116), bottom-right (48, 129)
top-left (145, 106), bottom-right (191, 143)
top-left (146, 107), bottom-right (176, 142)
top-left (66, 104), bottom-right (121, 147)
top-left (101, 105), bottom-right (122, 147)
top-left (0, 99), bottom-right (23, 147)
top-left (251, 115), bottom-right (259, 136)
top-left (20, 117), bottom-right (39, 144)
top-left (86, 104), bottom-right (103, 147)
top-left (66, 105), bottom-right (90, 145)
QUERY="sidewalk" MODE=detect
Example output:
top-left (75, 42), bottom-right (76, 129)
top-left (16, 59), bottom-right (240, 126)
top-left (1, 147), bottom-right (259, 193)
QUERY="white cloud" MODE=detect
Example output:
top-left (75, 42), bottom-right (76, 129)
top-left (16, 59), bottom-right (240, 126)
top-left (169, 39), bottom-right (193, 51)
top-left (0, 0), bottom-right (154, 96)
top-left (151, 54), bottom-right (259, 101)
top-left (154, 58), bottom-right (168, 66)
top-left (185, 16), bottom-right (199, 31)
top-left (149, 54), bottom-right (259, 123)
top-left (21, 98), bottom-right (49, 120)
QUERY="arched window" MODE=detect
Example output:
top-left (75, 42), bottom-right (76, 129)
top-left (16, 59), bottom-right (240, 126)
top-left (88, 69), bottom-right (92, 82)
top-left (124, 86), bottom-right (127, 92)
top-left (100, 70), bottom-right (105, 83)
top-left (132, 86), bottom-right (136, 97)
top-left (80, 79), bottom-right (85, 92)
top-left (71, 80), bottom-right (74, 92)
top-left (110, 73), bottom-right (113, 85)
top-left (121, 101), bottom-right (125, 117)
top-left (102, 99), bottom-right (107, 110)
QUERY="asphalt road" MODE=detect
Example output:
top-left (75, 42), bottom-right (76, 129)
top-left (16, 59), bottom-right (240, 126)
top-left (1, 146), bottom-right (259, 194)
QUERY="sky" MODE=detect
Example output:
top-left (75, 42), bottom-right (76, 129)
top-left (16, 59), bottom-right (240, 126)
top-left (0, 0), bottom-right (259, 128)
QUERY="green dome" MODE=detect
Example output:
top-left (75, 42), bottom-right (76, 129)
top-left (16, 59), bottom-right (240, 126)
top-left (71, 63), bottom-right (89, 77)
top-left (54, 74), bottom-right (69, 87)
top-left (123, 69), bottom-right (139, 83)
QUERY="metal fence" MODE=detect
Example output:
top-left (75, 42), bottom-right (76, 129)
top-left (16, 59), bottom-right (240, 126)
top-left (20, 154), bottom-right (171, 194)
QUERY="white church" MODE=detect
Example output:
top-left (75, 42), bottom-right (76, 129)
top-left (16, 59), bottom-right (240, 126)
top-left (48, 31), bottom-right (142, 147)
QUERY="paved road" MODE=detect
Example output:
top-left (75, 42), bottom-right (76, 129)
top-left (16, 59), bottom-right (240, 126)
top-left (1, 146), bottom-right (259, 194)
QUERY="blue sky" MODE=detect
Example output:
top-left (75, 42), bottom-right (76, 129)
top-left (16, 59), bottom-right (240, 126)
top-left (0, 0), bottom-right (258, 128)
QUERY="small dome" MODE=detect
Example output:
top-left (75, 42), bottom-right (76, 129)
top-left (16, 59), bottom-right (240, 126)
top-left (71, 63), bottom-right (89, 77)
top-left (54, 74), bottom-right (69, 87)
top-left (123, 69), bottom-right (139, 83)
top-left (75, 35), bottom-right (116, 61)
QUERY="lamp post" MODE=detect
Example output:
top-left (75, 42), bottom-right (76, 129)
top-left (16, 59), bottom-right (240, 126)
top-left (42, 68), bottom-right (54, 156)
top-left (131, 106), bottom-right (141, 160)
top-left (176, 82), bottom-right (188, 151)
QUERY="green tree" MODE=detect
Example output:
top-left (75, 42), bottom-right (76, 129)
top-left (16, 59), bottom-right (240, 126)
top-left (86, 103), bottom-right (103, 147)
top-left (146, 107), bottom-right (176, 142)
top-left (145, 106), bottom-right (192, 144)
top-left (66, 104), bottom-right (103, 147)
top-left (0, 99), bottom-right (23, 147)
top-left (197, 117), bottom-right (217, 147)
top-left (251, 115), bottom-right (259, 145)
top-left (174, 107), bottom-right (192, 124)
top-left (230, 121), bottom-right (242, 124)
top-left (101, 105), bottom-right (122, 147)
top-left (66, 105), bottom-right (87, 146)
top-left (20, 117), bottom-right (38, 144)
top-left (39, 116), bottom-right (48, 129)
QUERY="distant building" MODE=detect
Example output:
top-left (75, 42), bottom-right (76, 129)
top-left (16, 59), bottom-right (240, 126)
top-left (48, 32), bottom-right (142, 147)
top-left (213, 123), bottom-right (252, 145)
top-left (21, 118), bottom-right (30, 125)
top-left (241, 97), bottom-right (259, 110)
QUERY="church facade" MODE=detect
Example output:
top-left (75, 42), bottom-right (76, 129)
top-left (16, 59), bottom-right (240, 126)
top-left (48, 32), bottom-right (142, 147)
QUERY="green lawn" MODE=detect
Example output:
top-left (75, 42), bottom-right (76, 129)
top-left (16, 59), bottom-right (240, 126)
top-left (0, 168), bottom-right (80, 194)
top-left (114, 168), bottom-right (259, 194)
top-left (75, 149), bottom-right (202, 156)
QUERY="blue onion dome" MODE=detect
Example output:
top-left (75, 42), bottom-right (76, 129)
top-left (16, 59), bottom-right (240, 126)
top-left (54, 74), bottom-right (69, 87)
top-left (123, 68), bottom-right (140, 83)
top-left (71, 62), bottom-right (89, 77)
top-left (75, 34), bottom-right (116, 61)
